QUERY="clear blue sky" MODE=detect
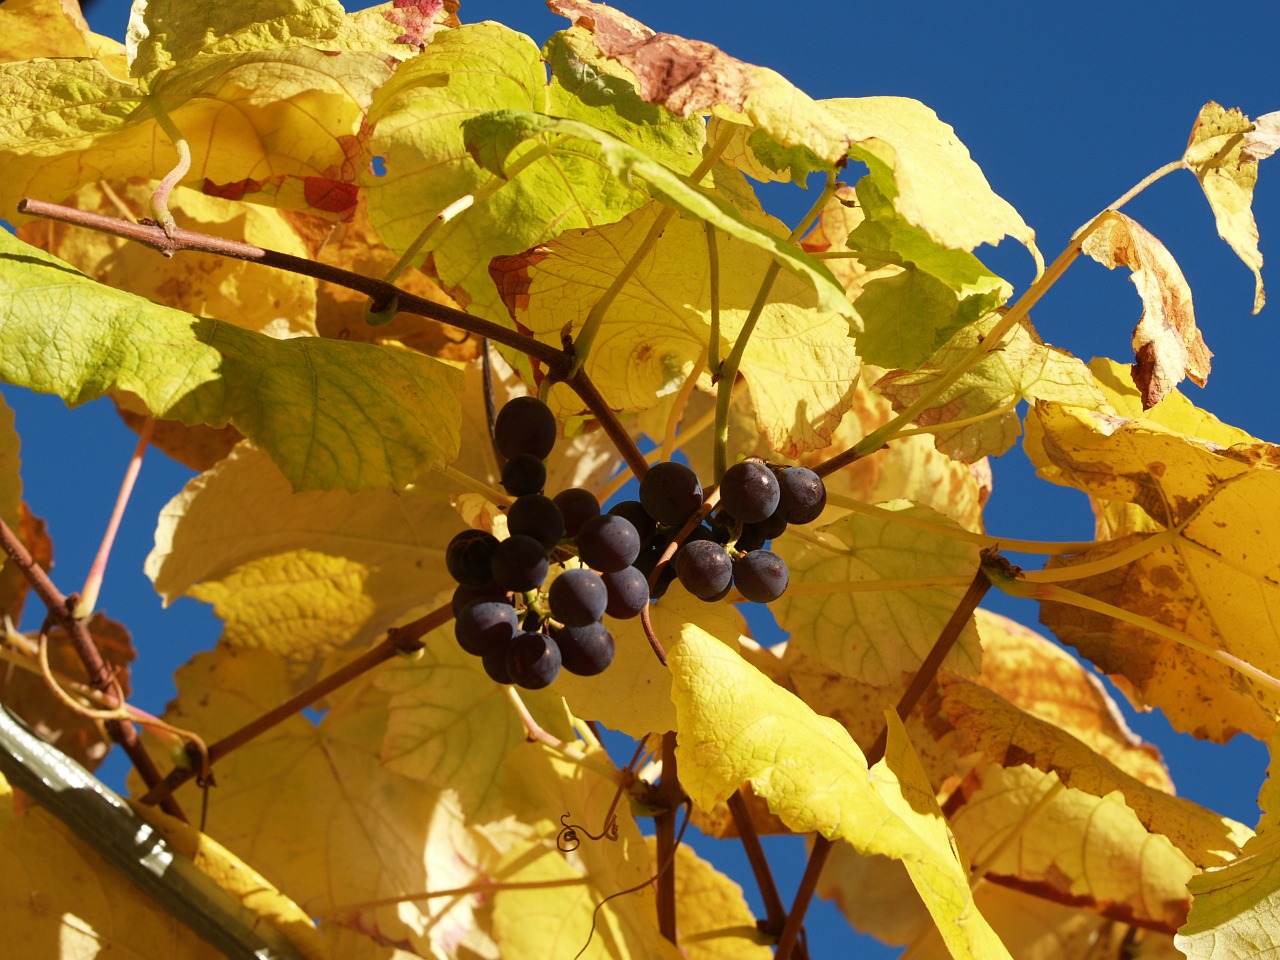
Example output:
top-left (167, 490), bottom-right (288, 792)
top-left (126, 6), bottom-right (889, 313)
top-left (4, 1), bottom-right (1279, 957)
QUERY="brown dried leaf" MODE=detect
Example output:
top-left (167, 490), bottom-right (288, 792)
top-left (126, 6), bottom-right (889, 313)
top-left (0, 503), bottom-right (51, 624)
top-left (1080, 211), bottom-right (1209, 409)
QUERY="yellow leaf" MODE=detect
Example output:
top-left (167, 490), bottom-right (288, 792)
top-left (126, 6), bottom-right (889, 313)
top-left (669, 625), bottom-right (1011, 958)
top-left (1183, 102), bottom-right (1275, 314)
top-left (376, 618), bottom-right (572, 821)
top-left (147, 444), bottom-right (461, 669)
top-left (140, 645), bottom-right (494, 958)
top-left (1081, 211), bottom-right (1210, 408)
top-left (1027, 400), bottom-right (1280, 741)
top-left (17, 179), bottom-right (318, 336)
top-left (495, 201), bottom-right (859, 457)
top-left (951, 763), bottom-right (1195, 933)
top-left (771, 500), bottom-right (982, 684)
top-left (0, 0), bottom-right (121, 66)
top-left (877, 313), bottom-right (1108, 461)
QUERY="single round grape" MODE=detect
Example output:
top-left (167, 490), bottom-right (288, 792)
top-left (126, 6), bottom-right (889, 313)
top-left (507, 494), bottom-right (565, 550)
top-left (639, 461), bottom-right (703, 526)
top-left (506, 632), bottom-right (562, 689)
top-left (733, 550), bottom-right (790, 603)
top-left (451, 582), bottom-right (509, 616)
top-left (500, 454), bottom-right (546, 497)
top-left (551, 621), bottom-right (615, 676)
top-left (454, 600), bottom-right (519, 656)
top-left (719, 461), bottom-right (780, 524)
top-left (490, 534), bottom-right (550, 591)
top-left (674, 539), bottom-right (733, 600)
top-left (445, 529), bottom-right (499, 588)
top-left (601, 565), bottom-right (649, 619)
top-left (482, 647), bottom-right (513, 684)
top-left (575, 514), bottom-right (641, 572)
top-left (554, 487), bottom-right (601, 538)
top-left (608, 499), bottom-right (657, 544)
top-left (548, 568), bottom-right (609, 627)
top-left (494, 395), bottom-right (557, 461)
top-left (775, 466), bottom-right (827, 525)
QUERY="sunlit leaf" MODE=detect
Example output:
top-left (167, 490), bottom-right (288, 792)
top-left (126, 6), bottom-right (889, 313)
top-left (1027, 399), bottom-right (1280, 741)
top-left (649, 841), bottom-right (773, 960)
top-left (1080, 211), bottom-right (1210, 408)
top-left (771, 500), bottom-right (982, 684)
top-left (876, 313), bottom-right (1107, 461)
top-left (1183, 102), bottom-right (1275, 314)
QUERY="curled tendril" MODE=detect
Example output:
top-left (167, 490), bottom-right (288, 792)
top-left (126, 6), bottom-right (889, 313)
top-left (556, 812), bottom-right (619, 852)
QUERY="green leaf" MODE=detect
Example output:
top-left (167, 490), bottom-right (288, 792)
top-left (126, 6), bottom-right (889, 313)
top-left (462, 109), bottom-right (854, 319)
top-left (0, 230), bottom-right (463, 490)
top-left (669, 624), bottom-right (1011, 959)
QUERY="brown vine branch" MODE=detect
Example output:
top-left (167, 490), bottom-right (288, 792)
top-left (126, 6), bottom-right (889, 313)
top-left (727, 788), bottom-right (796, 950)
top-left (654, 731), bottom-right (682, 944)
top-left (773, 555), bottom-right (996, 960)
top-left (0, 516), bottom-right (184, 819)
top-left (18, 198), bottom-right (653, 484)
top-left (138, 603), bottom-right (450, 807)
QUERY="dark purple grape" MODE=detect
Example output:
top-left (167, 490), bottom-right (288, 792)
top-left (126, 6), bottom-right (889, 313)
top-left (445, 529), bottom-right (499, 588)
top-left (507, 494), bottom-right (565, 550)
top-left (490, 534), bottom-right (550, 591)
top-left (454, 600), bottom-right (519, 656)
top-left (501, 454), bottom-right (546, 496)
top-left (575, 514), bottom-right (641, 572)
top-left (774, 466), bottom-right (826, 525)
top-left (482, 647), bottom-right (513, 684)
top-left (601, 565), bottom-right (649, 619)
top-left (554, 487), bottom-right (601, 537)
top-left (608, 499), bottom-right (657, 544)
top-left (506, 632), bottom-right (562, 689)
top-left (451, 583), bottom-right (509, 616)
top-left (551, 621), bottom-right (615, 676)
top-left (674, 539), bottom-right (733, 600)
top-left (495, 396), bottom-right (557, 461)
top-left (548, 568), bottom-right (608, 627)
top-left (639, 461), bottom-right (703, 526)
top-left (719, 461), bottom-right (780, 524)
top-left (733, 550), bottom-right (789, 603)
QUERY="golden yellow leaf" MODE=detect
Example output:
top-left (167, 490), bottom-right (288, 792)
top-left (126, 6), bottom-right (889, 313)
top-left (877, 313), bottom-right (1107, 461)
top-left (1081, 211), bottom-right (1210, 408)
top-left (1027, 399), bottom-right (1280, 740)
top-left (950, 763), bottom-right (1195, 932)
top-left (1183, 102), bottom-right (1274, 314)
top-left (669, 625), bottom-right (1011, 958)
top-left (494, 200), bottom-right (859, 457)
top-left (771, 500), bottom-right (982, 685)
top-left (17, 179), bottom-right (318, 337)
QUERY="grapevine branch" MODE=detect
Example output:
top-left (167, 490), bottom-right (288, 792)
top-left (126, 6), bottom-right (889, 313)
top-left (772, 556), bottom-right (995, 960)
top-left (137, 603), bottom-right (450, 807)
top-left (727, 788), bottom-right (799, 953)
top-left (654, 730), bottom-right (683, 943)
top-left (16, 199), bottom-right (650, 480)
top-left (0, 515), bottom-right (184, 820)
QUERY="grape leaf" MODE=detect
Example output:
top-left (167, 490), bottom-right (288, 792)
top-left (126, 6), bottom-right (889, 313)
top-left (771, 500), bottom-right (982, 685)
top-left (1080, 211), bottom-right (1210, 408)
top-left (950, 763), bottom-right (1196, 933)
top-left (491, 201), bottom-right (858, 456)
top-left (876, 313), bottom-right (1107, 461)
top-left (1027, 399), bottom-right (1280, 741)
top-left (670, 624), bottom-right (1012, 959)
top-left (147, 444), bottom-right (460, 667)
top-left (1183, 101), bottom-right (1276, 314)
top-left (467, 110), bottom-right (853, 322)
top-left (0, 0), bottom-right (111, 63)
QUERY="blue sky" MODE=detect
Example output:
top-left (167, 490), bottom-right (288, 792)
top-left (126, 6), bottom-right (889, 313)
top-left (4, 1), bottom-right (1280, 956)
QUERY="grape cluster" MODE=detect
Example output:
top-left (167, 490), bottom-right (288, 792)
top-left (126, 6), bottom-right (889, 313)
top-left (637, 458), bottom-right (826, 604)
top-left (446, 395), bottom-right (649, 689)
top-left (446, 396), bottom-right (828, 688)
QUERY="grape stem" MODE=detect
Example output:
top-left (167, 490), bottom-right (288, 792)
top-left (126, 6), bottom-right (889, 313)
top-left (136, 603), bottom-right (451, 807)
top-left (774, 557), bottom-right (994, 960)
top-left (0, 515), bottom-right (184, 819)
top-left (78, 415), bottom-right (153, 616)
